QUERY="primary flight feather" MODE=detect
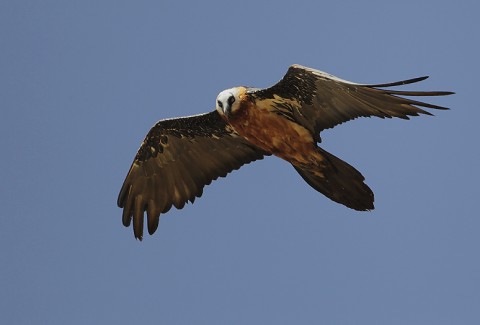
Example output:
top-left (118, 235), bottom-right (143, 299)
top-left (118, 64), bottom-right (453, 239)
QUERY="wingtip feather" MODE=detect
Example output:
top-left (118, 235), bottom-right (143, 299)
top-left (366, 76), bottom-right (429, 88)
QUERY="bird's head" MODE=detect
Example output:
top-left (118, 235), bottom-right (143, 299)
top-left (215, 87), bottom-right (246, 119)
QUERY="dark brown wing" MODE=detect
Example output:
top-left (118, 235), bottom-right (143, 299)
top-left (252, 64), bottom-right (453, 139)
top-left (118, 111), bottom-right (267, 240)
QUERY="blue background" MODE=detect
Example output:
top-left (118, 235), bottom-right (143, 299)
top-left (1, 1), bottom-right (478, 324)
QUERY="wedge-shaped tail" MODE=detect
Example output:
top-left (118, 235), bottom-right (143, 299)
top-left (293, 148), bottom-right (374, 211)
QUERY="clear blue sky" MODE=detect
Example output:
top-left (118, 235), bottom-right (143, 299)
top-left (1, 1), bottom-right (478, 324)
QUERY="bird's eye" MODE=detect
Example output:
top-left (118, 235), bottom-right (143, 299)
top-left (217, 100), bottom-right (223, 108)
top-left (228, 96), bottom-right (235, 105)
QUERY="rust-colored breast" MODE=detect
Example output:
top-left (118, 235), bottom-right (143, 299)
top-left (228, 96), bottom-right (318, 166)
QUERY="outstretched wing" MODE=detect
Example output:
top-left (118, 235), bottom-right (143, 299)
top-left (252, 64), bottom-right (453, 140)
top-left (118, 111), bottom-right (267, 240)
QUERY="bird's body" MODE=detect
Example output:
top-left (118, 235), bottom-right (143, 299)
top-left (221, 87), bottom-right (316, 165)
top-left (118, 64), bottom-right (453, 239)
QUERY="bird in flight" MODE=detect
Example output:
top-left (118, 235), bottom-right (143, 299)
top-left (118, 64), bottom-right (453, 239)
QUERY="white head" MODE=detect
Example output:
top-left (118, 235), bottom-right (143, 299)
top-left (215, 87), bottom-right (244, 119)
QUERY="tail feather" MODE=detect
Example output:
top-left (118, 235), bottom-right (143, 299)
top-left (293, 148), bottom-right (374, 211)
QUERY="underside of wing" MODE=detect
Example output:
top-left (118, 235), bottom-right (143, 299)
top-left (118, 111), bottom-right (267, 240)
top-left (252, 64), bottom-right (453, 137)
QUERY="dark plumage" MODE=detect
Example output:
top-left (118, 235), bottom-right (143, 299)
top-left (118, 64), bottom-right (453, 239)
top-left (118, 112), bottom-right (267, 238)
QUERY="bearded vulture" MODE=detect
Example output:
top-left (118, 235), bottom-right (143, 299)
top-left (118, 64), bottom-right (453, 239)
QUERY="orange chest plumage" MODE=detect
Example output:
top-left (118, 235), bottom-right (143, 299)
top-left (227, 99), bottom-right (316, 164)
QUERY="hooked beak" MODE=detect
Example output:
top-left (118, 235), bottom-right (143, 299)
top-left (223, 104), bottom-right (232, 119)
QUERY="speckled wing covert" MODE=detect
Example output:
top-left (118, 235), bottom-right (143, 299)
top-left (252, 64), bottom-right (453, 142)
top-left (117, 111), bottom-right (267, 240)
